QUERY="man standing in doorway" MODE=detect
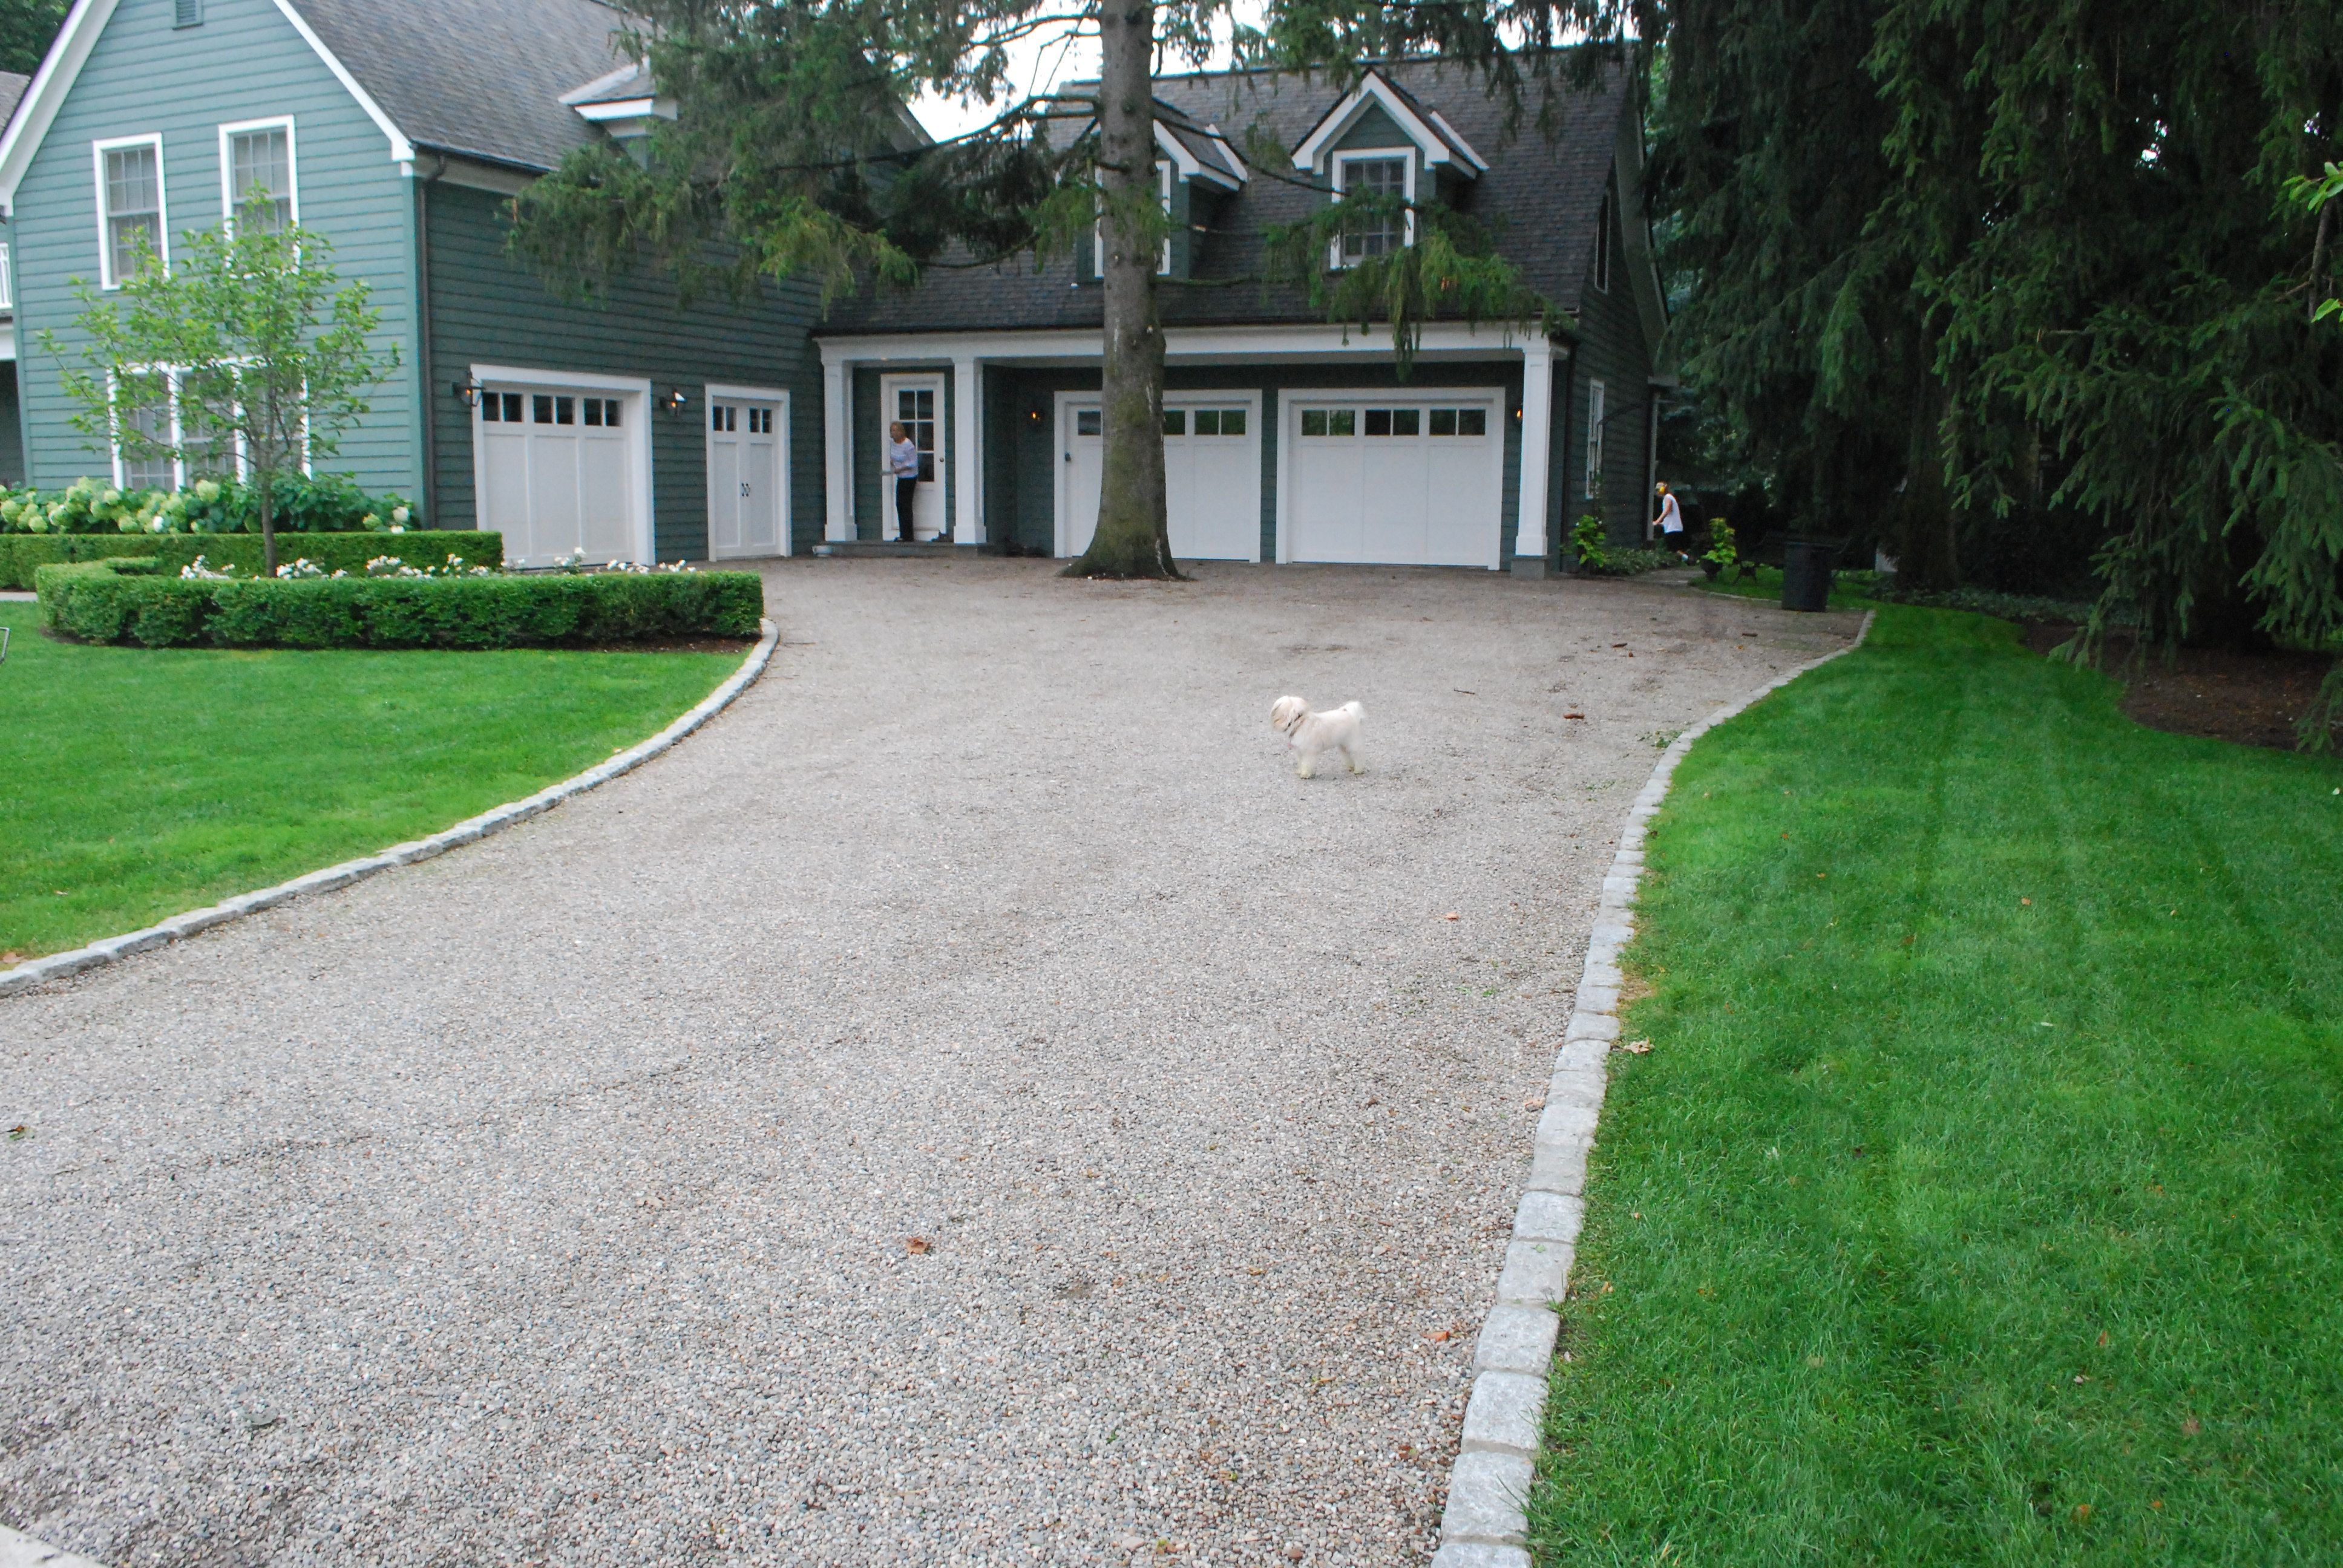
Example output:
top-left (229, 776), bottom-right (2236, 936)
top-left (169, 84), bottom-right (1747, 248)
top-left (1651, 480), bottom-right (1686, 558)
top-left (888, 420), bottom-right (922, 543)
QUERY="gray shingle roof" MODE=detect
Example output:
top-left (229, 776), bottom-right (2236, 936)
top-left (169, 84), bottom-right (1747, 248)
top-left (287, 0), bottom-right (634, 171)
top-left (0, 70), bottom-right (29, 134)
top-left (822, 56), bottom-right (1628, 336)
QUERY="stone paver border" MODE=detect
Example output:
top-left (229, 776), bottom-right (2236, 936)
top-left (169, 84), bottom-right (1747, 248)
top-left (0, 618), bottom-right (780, 1001)
top-left (1430, 609), bottom-right (1876, 1567)
top-left (0, 1522), bottom-right (107, 1568)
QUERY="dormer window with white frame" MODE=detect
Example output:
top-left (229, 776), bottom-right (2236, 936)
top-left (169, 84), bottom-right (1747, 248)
top-left (220, 117), bottom-right (297, 235)
top-left (94, 133), bottom-right (166, 288)
top-left (1332, 150), bottom-right (1412, 266)
top-left (1093, 158), bottom-right (1173, 278)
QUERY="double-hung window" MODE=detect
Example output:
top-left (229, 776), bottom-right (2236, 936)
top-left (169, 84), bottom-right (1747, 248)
top-left (220, 118), bottom-right (297, 235)
top-left (95, 134), bottom-right (166, 287)
top-left (1333, 152), bottom-right (1412, 266)
top-left (1585, 379), bottom-right (1607, 498)
top-left (111, 367), bottom-right (255, 491)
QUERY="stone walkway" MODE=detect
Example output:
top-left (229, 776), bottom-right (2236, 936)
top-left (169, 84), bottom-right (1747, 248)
top-left (0, 560), bottom-right (1859, 1566)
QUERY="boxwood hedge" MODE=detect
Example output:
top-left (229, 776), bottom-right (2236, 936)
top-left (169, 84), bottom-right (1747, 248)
top-left (0, 531), bottom-right (504, 590)
top-left (37, 559), bottom-right (764, 648)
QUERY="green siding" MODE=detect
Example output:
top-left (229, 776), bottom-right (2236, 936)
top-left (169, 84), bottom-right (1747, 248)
top-left (1332, 103), bottom-right (1415, 157)
top-left (986, 360), bottom-right (1525, 562)
top-left (422, 181), bottom-right (824, 558)
top-left (11, 0), bottom-right (421, 495)
top-left (1563, 173), bottom-right (1657, 549)
top-left (0, 362), bottom-right (23, 484)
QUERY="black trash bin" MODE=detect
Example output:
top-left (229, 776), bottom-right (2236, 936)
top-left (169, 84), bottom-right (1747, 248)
top-left (1781, 538), bottom-right (1835, 612)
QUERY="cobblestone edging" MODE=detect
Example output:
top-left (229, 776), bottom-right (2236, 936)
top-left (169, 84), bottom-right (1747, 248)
top-left (1430, 610), bottom-right (1876, 1568)
top-left (0, 617), bottom-right (781, 1002)
top-left (0, 1521), bottom-right (108, 1567)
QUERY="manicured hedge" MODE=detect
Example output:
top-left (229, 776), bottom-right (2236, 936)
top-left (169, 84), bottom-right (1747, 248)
top-left (37, 560), bottom-right (764, 648)
top-left (0, 531), bottom-right (503, 590)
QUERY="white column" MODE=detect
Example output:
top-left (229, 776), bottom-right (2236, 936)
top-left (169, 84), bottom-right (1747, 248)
top-left (952, 353), bottom-right (984, 545)
top-left (823, 354), bottom-right (852, 542)
top-left (1514, 338), bottom-right (1555, 565)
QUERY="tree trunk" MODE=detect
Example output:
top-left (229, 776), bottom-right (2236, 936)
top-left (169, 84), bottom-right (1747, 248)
top-left (1066, 0), bottom-right (1178, 578)
top-left (1890, 374), bottom-right (1961, 590)
top-left (258, 469), bottom-right (278, 576)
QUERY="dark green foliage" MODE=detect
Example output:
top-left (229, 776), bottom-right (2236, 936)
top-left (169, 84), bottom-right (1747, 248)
top-left (0, 532), bottom-right (502, 590)
top-left (0, 0), bottom-right (65, 76)
top-left (37, 561), bottom-right (762, 648)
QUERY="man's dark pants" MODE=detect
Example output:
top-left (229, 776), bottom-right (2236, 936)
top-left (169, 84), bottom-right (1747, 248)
top-left (894, 477), bottom-right (919, 541)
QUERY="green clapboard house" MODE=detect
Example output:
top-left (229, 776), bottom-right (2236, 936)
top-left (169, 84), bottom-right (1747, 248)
top-left (0, 0), bottom-right (1666, 573)
top-left (0, 0), bottom-right (825, 567)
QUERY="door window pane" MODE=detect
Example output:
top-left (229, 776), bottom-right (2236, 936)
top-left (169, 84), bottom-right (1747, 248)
top-left (1430, 408), bottom-right (1457, 436)
top-left (1075, 408), bottom-right (1101, 436)
top-left (1365, 408), bottom-right (1392, 437)
top-left (229, 126), bottom-right (293, 235)
top-left (1192, 409), bottom-right (1219, 436)
top-left (1392, 408), bottom-right (1420, 436)
top-left (104, 143), bottom-right (161, 283)
top-left (554, 396), bottom-right (575, 425)
top-left (1162, 408), bottom-right (1186, 436)
top-left (533, 394), bottom-right (554, 424)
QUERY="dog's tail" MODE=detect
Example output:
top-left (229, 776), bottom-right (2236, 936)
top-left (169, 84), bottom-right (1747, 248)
top-left (1342, 700), bottom-right (1364, 719)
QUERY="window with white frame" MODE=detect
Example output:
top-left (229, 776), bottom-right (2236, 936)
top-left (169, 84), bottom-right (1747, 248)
top-left (1333, 151), bottom-right (1412, 266)
top-left (1585, 379), bottom-right (1607, 498)
top-left (1095, 160), bottom-right (1173, 277)
top-left (1592, 189), bottom-right (1612, 293)
top-left (111, 366), bottom-right (266, 491)
top-left (221, 119), bottom-right (296, 235)
top-left (96, 136), bottom-right (166, 287)
top-left (0, 240), bottom-right (13, 310)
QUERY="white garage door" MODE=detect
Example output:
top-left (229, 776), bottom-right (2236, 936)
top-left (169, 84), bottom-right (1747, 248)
top-left (1060, 394), bottom-right (1262, 561)
top-left (477, 384), bottom-right (644, 568)
top-left (1284, 392), bottom-right (1504, 568)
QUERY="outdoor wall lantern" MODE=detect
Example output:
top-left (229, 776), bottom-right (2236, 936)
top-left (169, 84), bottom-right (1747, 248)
top-left (451, 373), bottom-right (483, 410)
top-left (660, 387), bottom-right (691, 416)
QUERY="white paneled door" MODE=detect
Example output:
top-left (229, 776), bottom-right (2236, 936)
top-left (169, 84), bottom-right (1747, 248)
top-left (707, 389), bottom-right (787, 558)
top-left (477, 382), bottom-right (642, 567)
top-left (879, 373), bottom-right (946, 541)
top-left (1283, 391), bottom-right (1505, 568)
top-left (1058, 393), bottom-right (1262, 560)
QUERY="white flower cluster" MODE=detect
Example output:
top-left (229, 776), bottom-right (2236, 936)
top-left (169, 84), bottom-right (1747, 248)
top-left (601, 560), bottom-right (701, 575)
top-left (362, 554), bottom-right (496, 579)
top-left (179, 554), bottom-right (237, 580)
top-left (275, 558), bottom-right (330, 579)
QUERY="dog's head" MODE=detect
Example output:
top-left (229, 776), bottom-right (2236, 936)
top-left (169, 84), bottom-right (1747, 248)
top-left (1270, 694), bottom-right (1309, 736)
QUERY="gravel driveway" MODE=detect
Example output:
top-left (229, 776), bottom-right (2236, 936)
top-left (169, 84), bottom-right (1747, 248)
top-left (1, 560), bottom-right (1859, 1567)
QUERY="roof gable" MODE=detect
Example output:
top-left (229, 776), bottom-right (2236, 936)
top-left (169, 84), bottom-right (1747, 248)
top-left (1291, 70), bottom-right (1481, 179)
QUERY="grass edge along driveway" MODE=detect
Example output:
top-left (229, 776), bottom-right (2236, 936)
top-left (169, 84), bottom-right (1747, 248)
top-left (1530, 606), bottom-right (2343, 1565)
top-left (1, 602), bottom-right (745, 958)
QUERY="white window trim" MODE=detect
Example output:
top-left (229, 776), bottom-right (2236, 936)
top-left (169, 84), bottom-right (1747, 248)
top-left (703, 381), bottom-right (793, 559)
top-left (468, 363), bottom-right (656, 567)
top-left (93, 132), bottom-right (168, 289)
top-left (109, 364), bottom-right (269, 491)
top-left (1585, 378), bottom-right (1607, 500)
top-left (1329, 148), bottom-right (1415, 269)
top-left (0, 238), bottom-right (13, 310)
top-left (1093, 160), bottom-right (1175, 279)
top-left (217, 115), bottom-right (300, 232)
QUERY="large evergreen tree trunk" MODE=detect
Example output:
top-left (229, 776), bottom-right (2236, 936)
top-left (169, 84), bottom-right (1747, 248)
top-left (1066, 0), bottom-right (1177, 578)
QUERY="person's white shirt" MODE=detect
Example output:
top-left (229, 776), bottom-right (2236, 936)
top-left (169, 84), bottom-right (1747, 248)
top-left (1656, 491), bottom-right (1683, 534)
top-left (888, 437), bottom-right (920, 479)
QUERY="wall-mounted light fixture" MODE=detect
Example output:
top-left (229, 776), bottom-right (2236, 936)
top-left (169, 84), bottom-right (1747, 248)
top-left (451, 373), bottom-right (482, 410)
top-left (660, 386), bottom-right (691, 416)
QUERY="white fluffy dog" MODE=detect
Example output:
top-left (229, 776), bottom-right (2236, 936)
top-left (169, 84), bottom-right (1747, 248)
top-left (1271, 694), bottom-right (1366, 778)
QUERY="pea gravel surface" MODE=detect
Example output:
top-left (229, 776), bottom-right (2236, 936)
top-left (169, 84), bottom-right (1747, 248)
top-left (0, 560), bottom-right (1860, 1567)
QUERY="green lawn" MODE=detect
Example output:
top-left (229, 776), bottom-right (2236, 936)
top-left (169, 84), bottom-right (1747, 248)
top-left (0, 601), bottom-right (742, 958)
top-left (1530, 607), bottom-right (2343, 1564)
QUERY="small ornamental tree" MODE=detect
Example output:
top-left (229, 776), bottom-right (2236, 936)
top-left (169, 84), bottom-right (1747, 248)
top-left (47, 218), bottom-right (399, 574)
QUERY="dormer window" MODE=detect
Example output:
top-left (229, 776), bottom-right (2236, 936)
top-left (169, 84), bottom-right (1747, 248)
top-left (1334, 152), bottom-right (1411, 264)
top-left (1093, 159), bottom-right (1173, 278)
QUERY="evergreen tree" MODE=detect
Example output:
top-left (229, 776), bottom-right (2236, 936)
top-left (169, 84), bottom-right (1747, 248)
top-left (0, 0), bottom-right (67, 78)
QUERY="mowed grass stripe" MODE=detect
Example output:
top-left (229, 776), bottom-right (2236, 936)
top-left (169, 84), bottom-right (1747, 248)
top-left (0, 603), bottom-right (741, 958)
top-left (1530, 607), bottom-right (2343, 1564)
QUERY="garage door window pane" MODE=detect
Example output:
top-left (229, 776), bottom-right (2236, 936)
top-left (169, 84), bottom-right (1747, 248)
top-left (1365, 408), bottom-right (1392, 436)
top-left (555, 396), bottom-right (575, 425)
top-left (1193, 409), bottom-right (1219, 436)
top-left (1219, 407), bottom-right (1245, 436)
top-left (532, 394), bottom-right (552, 423)
top-left (1392, 408), bottom-right (1420, 436)
top-left (1459, 407), bottom-right (1486, 436)
top-left (1162, 408), bottom-right (1185, 436)
top-left (1429, 408), bottom-right (1456, 436)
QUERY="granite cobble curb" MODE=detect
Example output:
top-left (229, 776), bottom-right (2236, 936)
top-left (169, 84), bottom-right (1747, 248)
top-left (0, 617), bottom-right (780, 1002)
top-left (0, 1522), bottom-right (107, 1568)
top-left (1429, 610), bottom-right (1876, 1568)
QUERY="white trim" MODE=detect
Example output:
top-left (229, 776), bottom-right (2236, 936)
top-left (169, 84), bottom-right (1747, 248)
top-left (1426, 110), bottom-right (1489, 172)
top-left (951, 354), bottom-right (983, 545)
top-left (1054, 388), bottom-right (1262, 561)
top-left (0, 0), bottom-right (124, 208)
top-left (92, 132), bottom-right (167, 289)
top-left (560, 60), bottom-right (650, 105)
top-left (266, 0), bottom-right (415, 163)
top-left (217, 114), bottom-right (299, 231)
top-left (1330, 146), bottom-right (1415, 267)
top-left (1274, 385), bottom-right (1507, 569)
top-left (1289, 71), bottom-right (1476, 178)
top-left (0, 238), bottom-right (13, 310)
top-left (703, 381), bottom-right (792, 560)
top-left (468, 363), bottom-right (655, 566)
top-left (817, 320), bottom-right (1540, 369)
top-left (0, 325), bottom-right (17, 363)
top-left (823, 359), bottom-right (851, 541)
top-left (572, 97), bottom-right (675, 124)
top-left (1516, 339), bottom-right (1555, 561)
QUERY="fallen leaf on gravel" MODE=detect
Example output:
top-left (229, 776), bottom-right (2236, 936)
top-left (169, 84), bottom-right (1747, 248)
top-left (1442, 912), bottom-right (1460, 921)
top-left (904, 1236), bottom-right (932, 1255)
top-left (1428, 1328), bottom-right (1452, 1342)
top-left (1562, 712), bottom-right (1587, 719)
top-left (1247, 1266), bottom-right (1267, 1276)
top-left (1523, 1097), bottom-right (1544, 1110)
top-left (5, 1126), bottom-right (28, 1141)
top-left (1623, 1039), bottom-right (1653, 1054)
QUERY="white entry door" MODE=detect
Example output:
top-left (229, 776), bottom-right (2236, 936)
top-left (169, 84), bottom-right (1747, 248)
top-left (1283, 391), bottom-right (1504, 568)
top-left (879, 373), bottom-right (946, 541)
top-left (707, 388), bottom-right (787, 558)
top-left (1058, 393), bottom-right (1262, 560)
top-left (477, 381), bottom-right (644, 567)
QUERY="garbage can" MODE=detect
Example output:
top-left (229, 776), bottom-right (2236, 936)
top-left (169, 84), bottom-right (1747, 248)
top-left (1781, 538), bottom-right (1835, 612)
